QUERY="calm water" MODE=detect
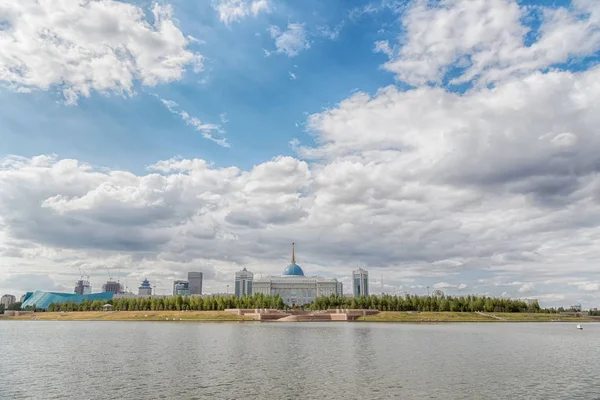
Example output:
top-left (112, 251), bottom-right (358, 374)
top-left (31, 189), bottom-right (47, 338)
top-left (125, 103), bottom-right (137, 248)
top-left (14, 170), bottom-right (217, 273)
top-left (1, 321), bottom-right (599, 399)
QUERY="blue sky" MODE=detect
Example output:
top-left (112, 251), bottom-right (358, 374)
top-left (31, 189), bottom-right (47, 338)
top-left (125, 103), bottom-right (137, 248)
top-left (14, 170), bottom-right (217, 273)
top-left (0, 0), bottom-right (401, 173)
top-left (2, 0), bottom-right (600, 306)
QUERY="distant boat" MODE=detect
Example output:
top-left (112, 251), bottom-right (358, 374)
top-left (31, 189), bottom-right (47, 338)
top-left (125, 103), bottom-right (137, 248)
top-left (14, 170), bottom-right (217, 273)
top-left (577, 324), bottom-right (583, 330)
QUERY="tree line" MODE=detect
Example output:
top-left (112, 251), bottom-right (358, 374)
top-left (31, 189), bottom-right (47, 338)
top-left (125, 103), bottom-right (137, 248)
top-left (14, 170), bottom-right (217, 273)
top-left (306, 294), bottom-right (545, 313)
top-left (46, 293), bottom-right (287, 312)
top-left (0, 302), bottom-right (23, 314)
top-left (41, 293), bottom-right (550, 313)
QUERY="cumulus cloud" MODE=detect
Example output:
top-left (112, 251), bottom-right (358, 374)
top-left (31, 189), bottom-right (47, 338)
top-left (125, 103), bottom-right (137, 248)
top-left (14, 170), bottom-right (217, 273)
top-left (3, 0), bottom-right (600, 307)
top-left (213, 0), bottom-right (271, 25)
top-left (0, 0), bottom-right (202, 104)
top-left (379, 0), bottom-right (600, 87)
top-left (4, 62), bottom-right (600, 305)
top-left (268, 23), bottom-right (310, 57)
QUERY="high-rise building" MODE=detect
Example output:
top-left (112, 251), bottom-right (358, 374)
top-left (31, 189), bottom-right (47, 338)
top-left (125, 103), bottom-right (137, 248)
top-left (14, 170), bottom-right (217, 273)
top-left (74, 279), bottom-right (92, 295)
top-left (173, 280), bottom-right (190, 296)
top-left (188, 272), bottom-right (203, 295)
top-left (138, 279), bottom-right (152, 296)
top-left (352, 268), bottom-right (369, 297)
top-left (235, 268), bottom-right (253, 297)
top-left (1, 294), bottom-right (16, 307)
top-left (102, 280), bottom-right (123, 294)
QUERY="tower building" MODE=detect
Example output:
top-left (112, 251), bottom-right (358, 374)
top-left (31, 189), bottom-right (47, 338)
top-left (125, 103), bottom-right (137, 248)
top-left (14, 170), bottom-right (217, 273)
top-left (235, 268), bottom-right (254, 297)
top-left (188, 272), bottom-right (203, 295)
top-left (353, 268), bottom-right (369, 297)
top-left (74, 279), bottom-right (92, 295)
top-left (102, 280), bottom-right (123, 294)
top-left (1, 294), bottom-right (16, 307)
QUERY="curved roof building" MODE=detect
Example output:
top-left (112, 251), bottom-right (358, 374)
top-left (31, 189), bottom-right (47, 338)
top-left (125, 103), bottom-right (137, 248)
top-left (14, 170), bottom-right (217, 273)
top-left (21, 291), bottom-right (114, 310)
top-left (252, 243), bottom-right (342, 306)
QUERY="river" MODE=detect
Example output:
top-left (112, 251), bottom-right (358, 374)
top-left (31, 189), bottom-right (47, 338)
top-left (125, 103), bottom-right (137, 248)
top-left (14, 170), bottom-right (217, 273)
top-left (0, 321), bottom-right (598, 399)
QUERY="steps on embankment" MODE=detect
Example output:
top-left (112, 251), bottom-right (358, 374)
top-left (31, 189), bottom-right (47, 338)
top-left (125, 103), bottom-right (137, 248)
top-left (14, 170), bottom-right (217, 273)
top-left (475, 311), bottom-right (506, 321)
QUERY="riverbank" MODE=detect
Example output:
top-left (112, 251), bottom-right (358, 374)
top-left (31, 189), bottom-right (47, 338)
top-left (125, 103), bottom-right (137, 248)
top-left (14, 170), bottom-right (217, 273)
top-left (1, 311), bottom-right (253, 321)
top-left (357, 311), bottom-right (591, 322)
top-left (1, 310), bottom-right (595, 322)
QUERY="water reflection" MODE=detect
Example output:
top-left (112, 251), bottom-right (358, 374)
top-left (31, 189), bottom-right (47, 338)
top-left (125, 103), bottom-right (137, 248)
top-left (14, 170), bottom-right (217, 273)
top-left (1, 322), bottom-right (600, 399)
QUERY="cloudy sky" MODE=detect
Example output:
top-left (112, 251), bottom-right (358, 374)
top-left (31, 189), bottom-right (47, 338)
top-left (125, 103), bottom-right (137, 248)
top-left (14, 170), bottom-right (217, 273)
top-left (1, 0), bottom-right (600, 307)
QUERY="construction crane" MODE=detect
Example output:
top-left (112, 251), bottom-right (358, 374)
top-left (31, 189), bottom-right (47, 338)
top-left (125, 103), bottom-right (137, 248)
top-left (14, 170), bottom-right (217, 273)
top-left (78, 266), bottom-right (90, 281)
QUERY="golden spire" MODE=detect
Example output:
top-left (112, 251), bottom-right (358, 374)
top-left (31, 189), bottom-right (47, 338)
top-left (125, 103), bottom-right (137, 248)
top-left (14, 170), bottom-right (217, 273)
top-left (291, 242), bottom-right (296, 264)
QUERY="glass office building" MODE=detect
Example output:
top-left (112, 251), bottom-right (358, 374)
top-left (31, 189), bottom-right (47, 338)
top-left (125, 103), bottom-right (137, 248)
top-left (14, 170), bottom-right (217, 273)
top-left (235, 268), bottom-right (253, 297)
top-left (352, 268), bottom-right (369, 297)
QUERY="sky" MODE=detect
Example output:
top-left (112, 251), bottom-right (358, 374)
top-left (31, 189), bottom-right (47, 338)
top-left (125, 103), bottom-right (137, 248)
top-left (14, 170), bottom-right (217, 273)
top-left (1, 0), bottom-right (600, 307)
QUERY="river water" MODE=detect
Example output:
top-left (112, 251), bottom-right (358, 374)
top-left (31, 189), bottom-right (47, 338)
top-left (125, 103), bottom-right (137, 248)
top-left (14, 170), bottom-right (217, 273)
top-left (0, 321), bottom-right (598, 399)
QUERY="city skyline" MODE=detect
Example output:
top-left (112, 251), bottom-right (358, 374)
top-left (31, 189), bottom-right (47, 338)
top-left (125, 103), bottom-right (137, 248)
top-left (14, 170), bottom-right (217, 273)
top-left (1, 0), bottom-right (600, 308)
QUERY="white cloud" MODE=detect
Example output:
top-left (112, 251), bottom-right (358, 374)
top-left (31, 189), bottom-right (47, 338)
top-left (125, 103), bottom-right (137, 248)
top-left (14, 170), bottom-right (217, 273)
top-left (568, 282), bottom-right (600, 292)
top-left (3, 4), bottom-right (600, 307)
top-left (213, 0), bottom-right (271, 25)
top-left (519, 283), bottom-right (536, 293)
top-left (158, 97), bottom-right (230, 148)
top-left (380, 0), bottom-right (600, 87)
top-left (317, 23), bottom-right (344, 40)
top-left (0, 0), bottom-right (201, 104)
top-left (268, 23), bottom-right (310, 57)
top-left (374, 40), bottom-right (394, 57)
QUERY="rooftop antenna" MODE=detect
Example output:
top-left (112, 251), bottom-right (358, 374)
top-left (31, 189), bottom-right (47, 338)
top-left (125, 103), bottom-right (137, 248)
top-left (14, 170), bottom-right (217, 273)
top-left (107, 268), bottom-right (113, 281)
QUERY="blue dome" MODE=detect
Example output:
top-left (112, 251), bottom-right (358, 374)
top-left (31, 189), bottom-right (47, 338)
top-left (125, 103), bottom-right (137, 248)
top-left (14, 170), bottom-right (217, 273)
top-left (282, 263), bottom-right (305, 276)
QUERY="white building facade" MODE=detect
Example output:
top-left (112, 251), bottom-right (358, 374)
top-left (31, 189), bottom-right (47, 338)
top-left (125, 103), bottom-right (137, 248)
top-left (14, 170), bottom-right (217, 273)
top-left (252, 244), bottom-right (343, 306)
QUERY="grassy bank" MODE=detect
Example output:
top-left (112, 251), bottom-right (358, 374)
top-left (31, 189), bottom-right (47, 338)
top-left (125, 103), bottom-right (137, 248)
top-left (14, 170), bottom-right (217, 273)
top-left (357, 311), bottom-right (590, 322)
top-left (2, 311), bottom-right (253, 322)
top-left (2, 310), bottom-right (593, 323)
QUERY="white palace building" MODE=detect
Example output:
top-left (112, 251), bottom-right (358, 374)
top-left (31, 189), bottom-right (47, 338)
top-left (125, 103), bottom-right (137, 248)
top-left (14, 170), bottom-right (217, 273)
top-left (252, 243), bottom-right (343, 306)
